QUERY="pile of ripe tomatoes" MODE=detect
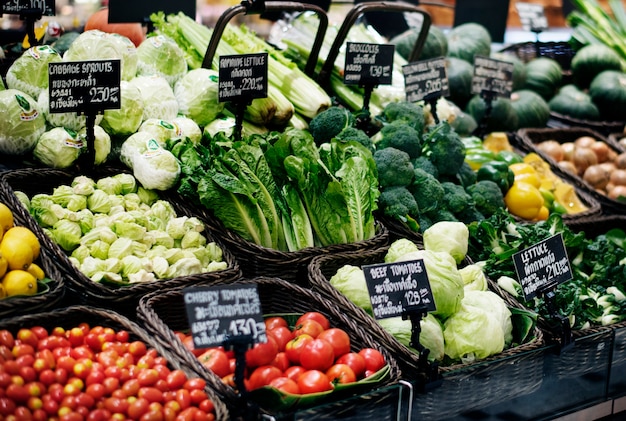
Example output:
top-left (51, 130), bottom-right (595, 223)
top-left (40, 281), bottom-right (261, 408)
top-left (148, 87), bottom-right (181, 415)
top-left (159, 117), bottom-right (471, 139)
top-left (0, 324), bottom-right (218, 421)
top-left (178, 312), bottom-right (387, 396)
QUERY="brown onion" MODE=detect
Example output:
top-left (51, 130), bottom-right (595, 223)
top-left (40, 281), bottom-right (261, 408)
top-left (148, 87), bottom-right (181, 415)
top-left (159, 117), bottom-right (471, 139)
top-left (590, 141), bottom-right (610, 163)
top-left (572, 147), bottom-right (598, 176)
top-left (583, 165), bottom-right (610, 190)
top-left (615, 152), bottom-right (626, 169)
top-left (575, 136), bottom-right (597, 149)
top-left (609, 185), bottom-right (626, 202)
top-left (561, 142), bottom-right (576, 161)
top-left (537, 140), bottom-right (564, 162)
top-left (610, 169), bottom-right (626, 186)
top-left (557, 160), bottom-right (578, 175)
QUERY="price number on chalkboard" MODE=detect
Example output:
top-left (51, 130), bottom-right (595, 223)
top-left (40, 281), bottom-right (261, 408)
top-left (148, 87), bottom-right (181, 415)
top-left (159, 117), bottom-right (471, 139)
top-left (363, 259), bottom-right (436, 320)
top-left (183, 284), bottom-right (267, 349)
top-left (1, 0), bottom-right (54, 16)
top-left (344, 42), bottom-right (394, 86)
top-left (513, 233), bottom-right (572, 301)
top-left (516, 2), bottom-right (548, 32)
top-left (471, 55), bottom-right (514, 98)
top-left (402, 56), bottom-right (449, 102)
top-left (218, 53), bottom-right (268, 102)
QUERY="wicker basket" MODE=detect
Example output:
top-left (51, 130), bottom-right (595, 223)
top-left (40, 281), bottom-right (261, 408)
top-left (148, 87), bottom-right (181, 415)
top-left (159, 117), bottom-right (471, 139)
top-left (0, 167), bottom-right (241, 314)
top-left (608, 132), bottom-right (626, 152)
top-left (137, 276), bottom-right (403, 417)
top-left (0, 305), bottom-right (230, 420)
top-left (518, 127), bottom-right (626, 214)
top-left (548, 112), bottom-right (626, 138)
top-left (198, 207), bottom-right (390, 285)
top-left (307, 246), bottom-right (545, 419)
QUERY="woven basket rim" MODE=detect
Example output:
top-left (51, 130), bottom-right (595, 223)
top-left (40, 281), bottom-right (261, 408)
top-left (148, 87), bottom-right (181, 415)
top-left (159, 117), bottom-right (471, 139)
top-left (0, 167), bottom-right (242, 303)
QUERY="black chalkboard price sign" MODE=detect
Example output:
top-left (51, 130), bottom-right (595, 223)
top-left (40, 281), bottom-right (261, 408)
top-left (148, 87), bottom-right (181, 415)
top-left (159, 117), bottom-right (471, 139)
top-left (513, 233), bottom-right (573, 301)
top-left (1, 0), bottom-right (54, 16)
top-left (471, 55), bottom-right (514, 98)
top-left (516, 2), bottom-right (548, 33)
top-left (344, 42), bottom-right (395, 86)
top-left (363, 259), bottom-right (436, 320)
top-left (218, 53), bottom-right (268, 102)
top-left (183, 284), bottom-right (267, 350)
top-left (48, 60), bottom-right (121, 114)
top-left (402, 56), bottom-right (449, 103)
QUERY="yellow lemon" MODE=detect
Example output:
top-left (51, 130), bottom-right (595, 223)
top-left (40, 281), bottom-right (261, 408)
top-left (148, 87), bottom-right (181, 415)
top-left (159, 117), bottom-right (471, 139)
top-left (26, 263), bottom-right (45, 280)
top-left (2, 270), bottom-right (37, 296)
top-left (0, 239), bottom-right (34, 271)
top-left (0, 203), bottom-right (13, 235)
top-left (2, 226), bottom-right (40, 260)
top-left (0, 254), bottom-right (7, 279)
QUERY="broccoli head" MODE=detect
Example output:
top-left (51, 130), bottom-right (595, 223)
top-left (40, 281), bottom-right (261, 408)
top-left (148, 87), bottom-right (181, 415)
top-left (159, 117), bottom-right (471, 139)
top-left (422, 121), bottom-right (466, 176)
top-left (373, 147), bottom-right (415, 188)
top-left (380, 101), bottom-right (426, 132)
top-left (409, 168), bottom-right (444, 214)
top-left (455, 204), bottom-right (486, 225)
top-left (456, 161), bottom-right (478, 188)
top-left (375, 122), bottom-right (422, 159)
top-left (308, 106), bottom-right (355, 145)
top-left (417, 213), bottom-right (434, 233)
top-left (466, 179), bottom-right (506, 217)
top-left (441, 181), bottom-right (474, 214)
top-left (378, 186), bottom-right (420, 223)
top-left (425, 208), bottom-right (459, 224)
top-left (335, 126), bottom-right (375, 153)
top-left (412, 156), bottom-right (438, 178)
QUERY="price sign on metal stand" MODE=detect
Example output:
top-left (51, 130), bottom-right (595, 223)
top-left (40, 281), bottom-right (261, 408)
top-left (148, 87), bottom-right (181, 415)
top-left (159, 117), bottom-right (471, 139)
top-left (218, 52), bottom-right (268, 102)
top-left (516, 2), bottom-right (548, 33)
top-left (48, 60), bottom-right (121, 114)
top-left (183, 284), bottom-right (267, 350)
top-left (402, 56), bottom-right (449, 103)
top-left (1, 0), bottom-right (54, 16)
top-left (471, 55), bottom-right (515, 98)
top-left (513, 233), bottom-right (573, 301)
top-left (344, 42), bottom-right (395, 86)
top-left (363, 259), bottom-right (436, 321)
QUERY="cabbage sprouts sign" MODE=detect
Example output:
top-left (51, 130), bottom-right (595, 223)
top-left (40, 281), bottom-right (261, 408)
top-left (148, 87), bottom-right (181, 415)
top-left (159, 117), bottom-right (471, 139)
top-left (363, 260), bottom-right (436, 320)
top-left (1, 0), bottom-right (55, 16)
top-left (513, 233), bottom-right (572, 300)
top-left (183, 284), bottom-right (267, 349)
top-left (48, 60), bottom-right (121, 114)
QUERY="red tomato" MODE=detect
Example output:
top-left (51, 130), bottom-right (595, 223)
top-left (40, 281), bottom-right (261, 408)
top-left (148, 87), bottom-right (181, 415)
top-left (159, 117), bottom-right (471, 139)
top-left (264, 317), bottom-right (288, 331)
top-left (284, 334), bottom-right (313, 365)
top-left (0, 330), bottom-right (15, 348)
top-left (268, 376), bottom-right (300, 394)
top-left (268, 326), bottom-right (294, 352)
top-left (17, 328), bottom-right (39, 348)
top-left (137, 368), bottom-right (160, 387)
top-left (297, 370), bottom-right (332, 394)
top-left (128, 341), bottom-right (147, 358)
top-left (66, 327), bottom-right (85, 348)
top-left (182, 335), bottom-right (204, 357)
top-left (270, 352), bottom-right (290, 372)
top-left (183, 378), bottom-right (206, 391)
top-left (0, 397), bottom-right (16, 416)
top-left (317, 328), bottom-right (351, 358)
top-left (299, 338), bottom-right (334, 371)
top-left (138, 386), bottom-right (164, 403)
top-left (292, 319), bottom-right (324, 338)
top-left (128, 397), bottom-right (150, 418)
top-left (296, 312), bottom-right (330, 331)
top-left (326, 363), bottom-right (357, 384)
top-left (335, 352), bottom-right (366, 379)
top-left (247, 365), bottom-right (282, 390)
top-left (198, 349), bottom-right (230, 378)
top-left (245, 336), bottom-right (278, 368)
top-left (358, 348), bottom-right (386, 374)
top-left (165, 369), bottom-right (187, 390)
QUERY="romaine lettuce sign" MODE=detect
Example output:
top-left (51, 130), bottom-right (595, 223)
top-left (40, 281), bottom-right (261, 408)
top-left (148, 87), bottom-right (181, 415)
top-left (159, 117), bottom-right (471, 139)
top-left (48, 60), bottom-right (121, 114)
top-left (183, 284), bottom-right (267, 349)
top-left (513, 233), bottom-right (572, 300)
top-left (218, 53), bottom-right (268, 102)
top-left (363, 260), bottom-right (436, 320)
top-left (1, 0), bottom-right (54, 16)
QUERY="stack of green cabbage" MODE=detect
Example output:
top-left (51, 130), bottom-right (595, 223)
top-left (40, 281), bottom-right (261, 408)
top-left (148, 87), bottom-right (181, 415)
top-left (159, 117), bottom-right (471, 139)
top-left (329, 221), bottom-right (536, 364)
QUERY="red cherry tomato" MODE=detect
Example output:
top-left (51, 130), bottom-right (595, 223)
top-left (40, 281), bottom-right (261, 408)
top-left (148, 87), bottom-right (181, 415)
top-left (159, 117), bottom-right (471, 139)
top-left (326, 363), bottom-right (357, 384)
top-left (245, 336), bottom-right (278, 368)
top-left (165, 369), bottom-right (187, 390)
top-left (335, 352), bottom-right (366, 379)
top-left (198, 348), bottom-right (230, 378)
top-left (0, 330), bottom-right (15, 348)
top-left (358, 348), bottom-right (386, 374)
top-left (284, 334), bottom-right (313, 365)
top-left (299, 338), bottom-right (335, 371)
top-left (268, 376), bottom-right (300, 394)
top-left (247, 365), bottom-right (283, 390)
top-left (264, 316), bottom-right (288, 331)
top-left (292, 319), bottom-right (324, 338)
top-left (317, 328), bottom-right (351, 359)
top-left (297, 370), bottom-right (333, 394)
top-left (296, 312), bottom-right (330, 331)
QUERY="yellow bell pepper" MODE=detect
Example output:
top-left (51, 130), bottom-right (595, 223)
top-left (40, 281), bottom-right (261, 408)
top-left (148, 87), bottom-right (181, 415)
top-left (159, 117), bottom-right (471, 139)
top-left (504, 181), bottom-right (545, 220)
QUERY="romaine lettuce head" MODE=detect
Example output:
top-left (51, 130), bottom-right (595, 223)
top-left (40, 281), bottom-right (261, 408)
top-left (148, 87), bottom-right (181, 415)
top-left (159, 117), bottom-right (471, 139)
top-left (443, 290), bottom-right (512, 362)
top-left (385, 238), bottom-right (420, 263)
top-left (423, 221), bottom-right (469, 265)
top-left (0, 89), bottom-right (46, 155)
top-left (128, 75), bottom-right (179, 122)
top-left (172, 117), bottom-right (202, 144)
top-left (33, 127), bottom-right (83, 168)
top-left (6, 45), bottom-right (62, 98)
top-left (329, 264), bottom-right (373, 316)
top-left (378, 314), bottom-right (444, 362)
top-left (396, 250), bottom-right (464, 319)
top-left (37, 89), bottom-right (103, 131)
top-left (136, 35), bottom-right (187, 87)
top-left (101, 81), bottom-right (144, 136)
top-left (139, 119), bottom-right (178, 146)
top-left (174, 68), bottom-right (224, 127)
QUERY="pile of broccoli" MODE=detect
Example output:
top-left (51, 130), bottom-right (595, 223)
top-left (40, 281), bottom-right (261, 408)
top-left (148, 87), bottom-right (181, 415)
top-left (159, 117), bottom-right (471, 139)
top-left (306, 101), bottom-right (507, 233)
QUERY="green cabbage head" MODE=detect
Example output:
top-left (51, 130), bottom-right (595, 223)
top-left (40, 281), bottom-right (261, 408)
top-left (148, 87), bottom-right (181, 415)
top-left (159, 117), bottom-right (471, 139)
top-left (33, 127), bottom-right (83, 168)
top-left (6, 45), bottom-right (62, 98)
top-left (0, 89), bottom-right (46, 155)
top-left (423, 221), bottom-right (469, 264)
top-left (101, 81), bottom-right (144, 136)
top-left (136, 35), bottom-right (187, 87)
top-left (329, 264), bottom-right (373, 316)
top-left (378, 314), bottom-right (444, 362)
top-left (128, 75), bottom-right (179, 122)
top-left (174, 68), bottom-right (224, 127)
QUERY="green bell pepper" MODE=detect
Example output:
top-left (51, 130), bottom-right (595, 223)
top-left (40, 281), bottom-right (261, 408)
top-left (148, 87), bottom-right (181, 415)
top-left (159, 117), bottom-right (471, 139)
top-left (476, 161), bottom-right (515, 194)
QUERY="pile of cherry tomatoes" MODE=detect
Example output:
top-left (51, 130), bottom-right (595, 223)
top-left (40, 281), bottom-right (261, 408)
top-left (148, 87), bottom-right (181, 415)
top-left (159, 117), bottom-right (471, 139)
top-left (0, 323), bottom-right (218, 421)
top-left (178, 312), bottom-right (387, 396)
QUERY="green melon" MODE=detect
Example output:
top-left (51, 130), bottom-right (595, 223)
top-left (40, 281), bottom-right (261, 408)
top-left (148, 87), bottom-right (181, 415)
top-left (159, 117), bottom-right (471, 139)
top-left (589, 70), bottom-right (626, 121)
top-left (391, 25), bottom-right (448, 61)
top-left (446, 23), bottom-right (492, 63)
top-left (445, 57), bottom-right (474, 109)
top-left (548, 84), bottom-right (600, 120)
top-left (522, 57), bottom-right (563, 100)
top-left (510, 89), bottom-right (551, 128)
top-left (465, 94), bottom-right (519, 132)
top-left (491, 52), bottom-right (527, 91)
top-left (571, 44), bottom-right (623, 89)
